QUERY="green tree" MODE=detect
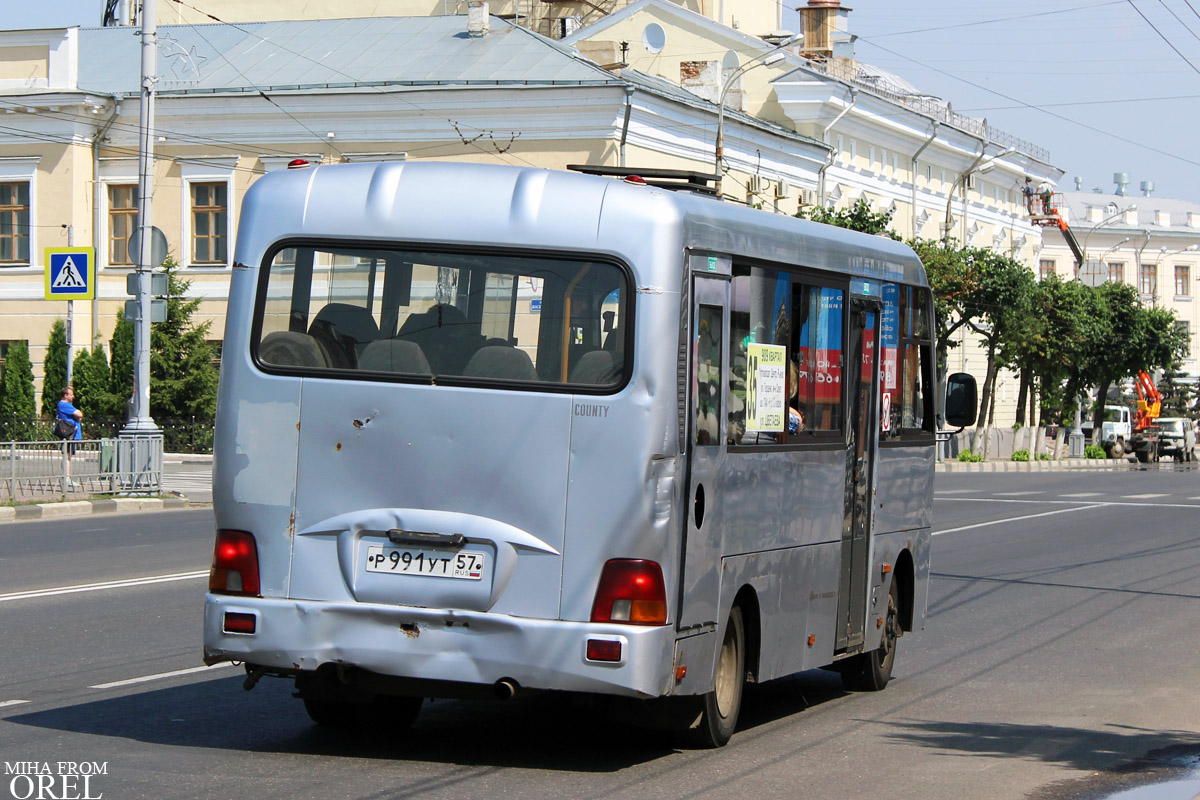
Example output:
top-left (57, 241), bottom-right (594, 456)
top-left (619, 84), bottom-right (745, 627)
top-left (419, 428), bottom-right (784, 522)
top-left (108, 310), bottom-right (133, 412)
top-left (41, 319), bottom-right (68, 418)
top-left (1158, 365), bottom-right (1196, 416)
top-left (0, 341), bottom-right (37, 437)
top-left (149, 258), bottom-right (219, 420)
top-left (796, 197), bottom-right (899, 238)
top-left (73, 345), bottom-right (122, 419)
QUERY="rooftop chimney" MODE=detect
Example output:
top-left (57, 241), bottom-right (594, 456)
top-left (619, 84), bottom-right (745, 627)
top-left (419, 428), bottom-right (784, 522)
top-left (1074, 176), bottom-right (1082, 191)
top-left (467, 1), bottom-right (489, 37)
top-left (798, 0), bottom-right (852, 60)
top-left (1140, 180), bottom-right (1155, 197)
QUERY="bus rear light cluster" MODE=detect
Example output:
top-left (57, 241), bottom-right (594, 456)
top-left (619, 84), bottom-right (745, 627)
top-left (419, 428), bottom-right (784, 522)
top-left (209, 529), bottom-right (261, 596)
top-left (590, 559), bottom-right (667, 625)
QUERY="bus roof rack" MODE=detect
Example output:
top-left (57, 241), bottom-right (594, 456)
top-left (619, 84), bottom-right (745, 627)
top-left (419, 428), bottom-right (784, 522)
top-left (566, 165), bottom-right (720, 196)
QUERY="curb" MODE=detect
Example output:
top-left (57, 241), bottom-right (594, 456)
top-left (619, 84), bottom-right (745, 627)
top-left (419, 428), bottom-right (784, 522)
top-left (0, 496), bottom-right (198, 523)
top-left (936, 459), bottom-right (1134, 473)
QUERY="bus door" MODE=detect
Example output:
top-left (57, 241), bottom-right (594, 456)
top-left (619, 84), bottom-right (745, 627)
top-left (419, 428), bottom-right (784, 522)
top-left (836, 297), bottom-right (880, 651)
top-left (678, 270), bottom-right (729, 631)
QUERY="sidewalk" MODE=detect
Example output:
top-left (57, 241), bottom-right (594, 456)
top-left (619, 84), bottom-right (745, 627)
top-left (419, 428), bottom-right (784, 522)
top-left (936, 457), bottom-right (1137, 473)
top-left (0, 452), bottom-right (212, 523)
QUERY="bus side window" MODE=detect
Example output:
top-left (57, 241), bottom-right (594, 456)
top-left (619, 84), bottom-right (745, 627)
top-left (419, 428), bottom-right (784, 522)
top-left (811, 286), bottom-right (844, 433)
top-left (880, 283), bottom-right (902, 438)
top-left (696, 305), bottom-right (722, 445)
top-left (901, 287), bottom-right (934, 432)
top-left (728, 265), bottom-right (791, 445)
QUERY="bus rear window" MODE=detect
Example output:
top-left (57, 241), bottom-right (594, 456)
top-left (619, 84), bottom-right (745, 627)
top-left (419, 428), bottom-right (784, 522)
top-left (254, 246), bottom-right (629, 390)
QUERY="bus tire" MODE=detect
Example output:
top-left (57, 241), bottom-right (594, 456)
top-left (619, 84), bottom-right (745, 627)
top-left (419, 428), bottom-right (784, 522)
top-left (692, 606), bottom-right (745, 748)
top-left (841, 580), bottom-right (900, 692)
top-left (1109, 439), bottom-right (1124, 458)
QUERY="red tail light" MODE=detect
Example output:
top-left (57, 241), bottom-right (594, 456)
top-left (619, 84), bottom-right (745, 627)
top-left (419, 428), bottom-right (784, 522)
top-left (590, 559), bottom-right (667, 625)
top-left (209, 530), bottom-right (261, 596)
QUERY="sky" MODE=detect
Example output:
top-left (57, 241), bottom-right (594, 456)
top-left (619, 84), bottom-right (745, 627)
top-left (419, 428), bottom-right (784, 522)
top-left (11, 0), bottom-right (1200, 203)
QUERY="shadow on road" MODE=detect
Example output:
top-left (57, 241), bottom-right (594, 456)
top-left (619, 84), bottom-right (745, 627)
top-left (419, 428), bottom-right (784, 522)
top-left (7, 667), bottom-right (858, 769)
top-left (878, 718), bottom-right (1200, 776)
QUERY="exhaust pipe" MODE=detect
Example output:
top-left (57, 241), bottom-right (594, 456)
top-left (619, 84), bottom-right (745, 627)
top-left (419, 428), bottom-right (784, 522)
top-left (494, 678), bottom-right (518, 700)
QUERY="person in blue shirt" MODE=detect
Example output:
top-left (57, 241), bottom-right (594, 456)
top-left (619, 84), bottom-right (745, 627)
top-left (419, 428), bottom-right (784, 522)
top-left (57, 386), bottom-right (83, 485)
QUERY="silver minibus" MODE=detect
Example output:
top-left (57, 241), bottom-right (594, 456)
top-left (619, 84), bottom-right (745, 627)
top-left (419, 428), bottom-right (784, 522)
top-left (203, 160), bottom-right (975, 747)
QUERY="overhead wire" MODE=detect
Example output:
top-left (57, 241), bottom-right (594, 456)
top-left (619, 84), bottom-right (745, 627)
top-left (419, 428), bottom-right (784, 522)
top-left (1124, 0), bottom-right (1200, 74)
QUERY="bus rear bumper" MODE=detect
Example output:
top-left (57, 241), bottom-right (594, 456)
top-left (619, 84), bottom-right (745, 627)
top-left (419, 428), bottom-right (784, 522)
top-left (204, 593), bottom-right (676, 698)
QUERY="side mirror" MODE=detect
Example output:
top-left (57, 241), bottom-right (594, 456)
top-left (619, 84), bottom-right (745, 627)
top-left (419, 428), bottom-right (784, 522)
top-left (944, 372), bottom-right (978, 429)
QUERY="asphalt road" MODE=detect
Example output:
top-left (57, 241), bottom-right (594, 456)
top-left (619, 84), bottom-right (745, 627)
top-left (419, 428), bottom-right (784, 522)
top-left (1, 468), bottom-right (1198, 800)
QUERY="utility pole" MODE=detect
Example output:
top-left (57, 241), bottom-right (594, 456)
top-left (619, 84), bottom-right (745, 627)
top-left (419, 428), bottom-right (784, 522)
top-left (118, 0), bottom-right (162, 494)
top-left (124, 0), bottom-right (158, 436)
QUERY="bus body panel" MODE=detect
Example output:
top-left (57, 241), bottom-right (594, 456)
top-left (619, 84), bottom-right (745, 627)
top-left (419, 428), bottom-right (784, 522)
top-left (205, 160), bottom-right (938, 712)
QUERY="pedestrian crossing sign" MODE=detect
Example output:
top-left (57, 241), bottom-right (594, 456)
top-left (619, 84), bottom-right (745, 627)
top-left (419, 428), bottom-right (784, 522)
top-left (44, 247), bottom-right (95, 301)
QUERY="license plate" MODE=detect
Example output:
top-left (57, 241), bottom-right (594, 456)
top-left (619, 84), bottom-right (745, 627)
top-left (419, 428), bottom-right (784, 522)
top-left (365, 545), bottom-right (486, 581)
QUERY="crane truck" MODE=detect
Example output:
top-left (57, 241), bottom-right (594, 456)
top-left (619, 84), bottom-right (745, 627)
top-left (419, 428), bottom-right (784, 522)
top-left (1129, 370), bottom-right (1165, 463)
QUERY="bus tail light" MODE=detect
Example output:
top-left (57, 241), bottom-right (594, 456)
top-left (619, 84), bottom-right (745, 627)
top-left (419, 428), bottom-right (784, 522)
top-left (209, 530), bottom-right (261, 596)
top-left (590, 559), bottom-right (667, 625)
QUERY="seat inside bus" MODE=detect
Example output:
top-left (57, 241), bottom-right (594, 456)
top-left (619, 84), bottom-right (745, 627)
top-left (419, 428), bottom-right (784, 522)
top-left (308, 302), bottom-right (380, 368)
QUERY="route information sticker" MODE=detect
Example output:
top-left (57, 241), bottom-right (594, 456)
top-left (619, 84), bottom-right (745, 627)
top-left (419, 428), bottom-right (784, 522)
top-left (745, 343), bottom-right (787, 432)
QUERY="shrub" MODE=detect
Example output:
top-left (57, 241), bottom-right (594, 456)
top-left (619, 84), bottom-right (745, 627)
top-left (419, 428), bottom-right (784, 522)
top-left (1085, 445), bottom-right (1107, 459)
top-left (957, 449), bottom-right (984, 462)
top-left (1037, 453), bottom-right (1052, 461)
top-left (1011, 449), bottom-right (1030, 462)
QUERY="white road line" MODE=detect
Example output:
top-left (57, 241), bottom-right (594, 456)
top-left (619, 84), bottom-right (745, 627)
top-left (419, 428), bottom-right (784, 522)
top-left (1122, 493), bottom-right (1170, 499)
top-left (89, 663), bottom-right (236, 690)
top-left (0, 571), bottom-right (209, 603)
top-left (1061, 492), bottom-right (1104, 498)
top-left (934, 489), bottom-right (975, 494)
top-left (937, 497), bottom-right (1200, 509)
top-left (0, 700), bottom-right (29, 708)
top-left (934, 504), bottom-right (1109, 536)
top-left (994, 491), bottom-right (1044, 496)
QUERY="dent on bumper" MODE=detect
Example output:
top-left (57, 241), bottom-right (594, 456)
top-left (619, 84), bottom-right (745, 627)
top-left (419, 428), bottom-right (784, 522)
top-left (204, 593), bottom-right (675, 698)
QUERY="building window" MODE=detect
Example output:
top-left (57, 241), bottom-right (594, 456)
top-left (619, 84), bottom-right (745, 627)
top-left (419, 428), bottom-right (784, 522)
top-left (0, 182), bottom-right (30, 264)
top-left (1107, 261), bottom-right (1125, 285)
top-left (1141, 262), bottom-right (1157, 296)
top-left (190, 182), bottom-right (228, 265)
top-left (109, 185), bottom-right (138, 266)
top-left (1039, 259), bottom-right (1056, 281)
top-left (1175, 264), bottom-right (1190, 297)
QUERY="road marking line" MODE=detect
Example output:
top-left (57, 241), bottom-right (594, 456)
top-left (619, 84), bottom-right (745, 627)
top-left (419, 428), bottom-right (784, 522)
top-left (1122, 493), bottom-right (1170, 499)
top-left (994, 491), bottom-right (1044, 496)
top-left (0, 571), bottom-right (209, 604)
top-left (89, 663), bottom-right (236, 690)
top-left (1061, 492), bottom-right (1104, 498)
top-left (937, 497), bottom-right (1200, 509)
top-left (0, 700), bottom-right (29, 708)
top-left (934, 489), bottom-right (974, 494)
top-left (934, 504), bottom-right (1109, 536)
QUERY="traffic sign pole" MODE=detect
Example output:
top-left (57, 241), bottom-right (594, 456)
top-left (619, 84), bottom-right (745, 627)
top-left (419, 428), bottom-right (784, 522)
top-left (125, 0), bottom-right (159, 435)
top-left (65, 226), bottom-right (74, 386)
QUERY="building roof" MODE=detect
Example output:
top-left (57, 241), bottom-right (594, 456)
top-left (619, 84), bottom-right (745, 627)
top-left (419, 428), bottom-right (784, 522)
top-left (1061, 191), bottom-right (1200, 234)
top-left (76, 15), bottom-right (620, 95)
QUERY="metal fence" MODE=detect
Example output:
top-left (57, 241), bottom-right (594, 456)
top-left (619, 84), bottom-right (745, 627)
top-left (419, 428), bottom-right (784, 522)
top-left (0, 416), bottom-right (213, 454)
top-left (1, 437), bottom-right (163, 504)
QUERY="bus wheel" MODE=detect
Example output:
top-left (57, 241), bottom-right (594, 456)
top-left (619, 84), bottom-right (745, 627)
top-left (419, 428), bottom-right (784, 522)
top-left (1110, 439), bottom-right (1125, 458)
top-left (841, 580), bottom-right (899, 692)
top-left (692, 606), bottom-right (745, 748)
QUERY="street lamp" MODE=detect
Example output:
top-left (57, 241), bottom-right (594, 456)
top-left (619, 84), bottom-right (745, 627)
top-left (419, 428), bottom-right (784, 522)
top-left (714, 36), bottom-right (799, 196)
top-left (1080, 202), bottom-right (1136, 263)
top-left (941, 146), bottom-right (1016, 244)
top-left (1150, 243), bottom-right (1199, 300)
